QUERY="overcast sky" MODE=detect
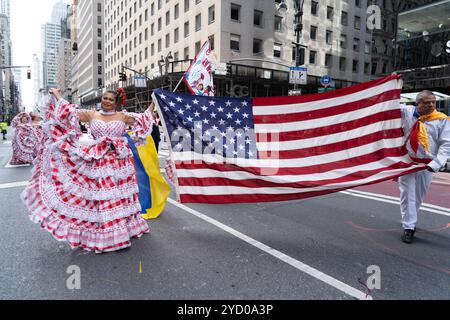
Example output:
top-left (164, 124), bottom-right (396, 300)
top-left (10, 0), bottom-right (64, 109)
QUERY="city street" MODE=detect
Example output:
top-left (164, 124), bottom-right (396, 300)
top-left (1, 129), bottom-right (449, 300)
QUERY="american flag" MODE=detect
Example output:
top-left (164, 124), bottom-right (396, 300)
top-left (153, 75), bottom-right (425, 204)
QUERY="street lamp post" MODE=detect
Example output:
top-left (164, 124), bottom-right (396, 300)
top-left (293, 0), bottom-right (305, 67)
top-left (278, 0), bottom-right (305, 67)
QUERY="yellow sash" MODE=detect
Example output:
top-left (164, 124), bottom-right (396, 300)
top-left (416, 110), bottom-right (449, 153)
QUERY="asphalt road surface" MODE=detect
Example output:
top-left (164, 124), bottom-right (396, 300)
top-left (0, 132), bottom-right (449, 301)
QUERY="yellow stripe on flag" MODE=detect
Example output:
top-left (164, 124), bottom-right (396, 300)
top-left (136, 135), bottom-right (170, 220)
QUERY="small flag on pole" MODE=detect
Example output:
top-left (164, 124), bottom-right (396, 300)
top-left (183, 40), bottom-right (215, 96)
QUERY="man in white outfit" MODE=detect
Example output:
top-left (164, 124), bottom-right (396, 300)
top-left (399, 90), bottom-right (450, 243)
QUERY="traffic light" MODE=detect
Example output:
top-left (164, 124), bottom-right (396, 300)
top-left (296, 47), bottom-right (305, 66)
top-left (226, 63), bottom-right (232, 75)
top-left (119, 72), bottom-right (127, 81)
top-left (27, 69), bottom-right (31, 79)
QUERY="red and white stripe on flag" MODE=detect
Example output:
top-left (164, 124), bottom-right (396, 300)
top-left (172, 75), bottom-right (425, 204)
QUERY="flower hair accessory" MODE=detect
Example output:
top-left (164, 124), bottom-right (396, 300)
top-left (116, 88), bottom-right (127, 107)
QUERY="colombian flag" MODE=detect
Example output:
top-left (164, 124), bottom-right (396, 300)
top-left (125, 133), bottom-right (170, 220)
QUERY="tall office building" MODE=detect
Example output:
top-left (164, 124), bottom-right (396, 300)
top-left (32, 53), bottom-right (43, 106)
top-left (71, 0), bottom-right (104, 104)
top-left (42, 22), bottom-right (62, 89)
top-left (52, 0), bottom-right (69, 24)
top-left (0, 13), bottom-right (13, 118)
top-left (104, 0), bottom-right (374, 96)
top-left (57, 5), bottom-right (73, 98)
top-left (0, 0), bottom-right (10, 18)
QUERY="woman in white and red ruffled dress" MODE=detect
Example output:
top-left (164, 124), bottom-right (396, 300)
top-left (21, 88), bottom-right (154, 253)
top-left (10, 112), bottom-right (35, 165)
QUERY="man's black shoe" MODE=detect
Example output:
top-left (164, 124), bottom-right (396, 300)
top-left (401, 229), bottom-right (415, 244)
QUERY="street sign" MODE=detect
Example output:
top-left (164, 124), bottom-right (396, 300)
top-left (318, 87), bottom-right (335, 93)
top-left (288, 89), bottom-right (302, 96)
top-left (289, 66), bottom-right (307, 85)
top-left (134, 75), bottom-right (147, 88)
top-left (320, 75), bottom-right (332, 87)
top-left (212, 62), bottom-right (228, 75)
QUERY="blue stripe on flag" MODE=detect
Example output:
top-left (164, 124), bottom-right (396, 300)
top-left (125, 133), bottom-right (152, 213)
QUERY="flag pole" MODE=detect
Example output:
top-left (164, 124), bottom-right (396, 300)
top-left (172, 76), bottom-right (184, 92)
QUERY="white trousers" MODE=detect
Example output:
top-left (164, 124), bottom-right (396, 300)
top-left (398, 170), bottom-right (433, 230)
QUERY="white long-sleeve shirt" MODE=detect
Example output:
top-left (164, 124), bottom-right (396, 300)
top-left (400, 104), bottom-right (450, 172)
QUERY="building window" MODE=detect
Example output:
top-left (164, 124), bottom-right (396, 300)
top-left (353, 60), bottom-right (359, 72)
top-left (166, 11), bottom-right (170, 25)
top-left (309, 50), bottom-right (317, 64)
top-left (353, 37), bottom-right (360, 51)
top-left (364, 41), bottom-right (371, 54)
top-left (340, 34), bottom-right (347, 48)
top-left (195, 41), bottom-right (201, 54)
top-left (355, 0), bottom-right (361, 8)
top-left (98, 54), bottom-right (102, 62)
top-left (174, 4), bottom-right (179, 19)
top-left (174, 28), bottom-right (179, 43)
top-left (254, 10), bottom-right (263, 27)
top-left (208, 5), bottom-right (215, 24)
top-left (230, 33), bottom-right (240, 51)
top-left (158, 38), bottom-right (161, 52)
top-left (274, 15), bottom-right (282, 32)
top-left (326, 30), bottom-right (332, 45)
top-left (184, 46), bottom-right (189, 60)
top-left (166, 34), bottom-right (170, 48)
top-left (158, 17), bottom-right (162, 31)
top-left (364, 62), bottom-right (370, 74)
top-left (310, 26), bottom-right (317, 40)
top-left (341, 11), bottom-right (348, 26)
top-left (253, 38), bottom-right (263, 55)
top-left (354, 16), bottom-right (361, 30)
top-left (339, 57), bottom-right (346, 71)
top-left (311, 1), bottom-right (318, 15)
top-left (184, 0), bottom-right (189, 12)
top-left (231, 3), bottom-right (240, 22)
top-left (209, 34), bottom-right (215, 50)
top-left (195, 14), bottom-right (201, 31)
top-left (184, 21), bottom-right (189, 37)
top-left (325, 54), bottom-right (332, 67)
top-left (273, 43), bottom-right (281, 58)
top-left (327, 6), bottom-right (333, 20)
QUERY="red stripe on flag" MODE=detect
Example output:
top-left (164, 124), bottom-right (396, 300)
top-left (178, 162), bottom-right (415, 189)
top-left (254, 90), bottom-right (401, 124)
top-left (256, 110), bottom-right (402, 142)
top-left (258, 128), bottom-right (404, 160)
top-left (178, 164), bottom-right (422, 204)
top-left (175, 146), bottom-right (409, 176)
top-left (253, 74), bottom-right (401, 107)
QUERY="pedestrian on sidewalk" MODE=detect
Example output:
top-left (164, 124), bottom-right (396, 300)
top-left (398, 90), bottom-right (450, 243)
top-left (0, 120), bottom-right (7, 140)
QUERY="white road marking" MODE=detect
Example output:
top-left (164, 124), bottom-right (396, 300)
top-left (167, 198), bottom-right (372, 300)
top-left (341, 189), bottom-right (450, 217)
top-left (0, 181), bottom-right (28, 189)
top-left (5, 162), bottom-right (31, 168)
